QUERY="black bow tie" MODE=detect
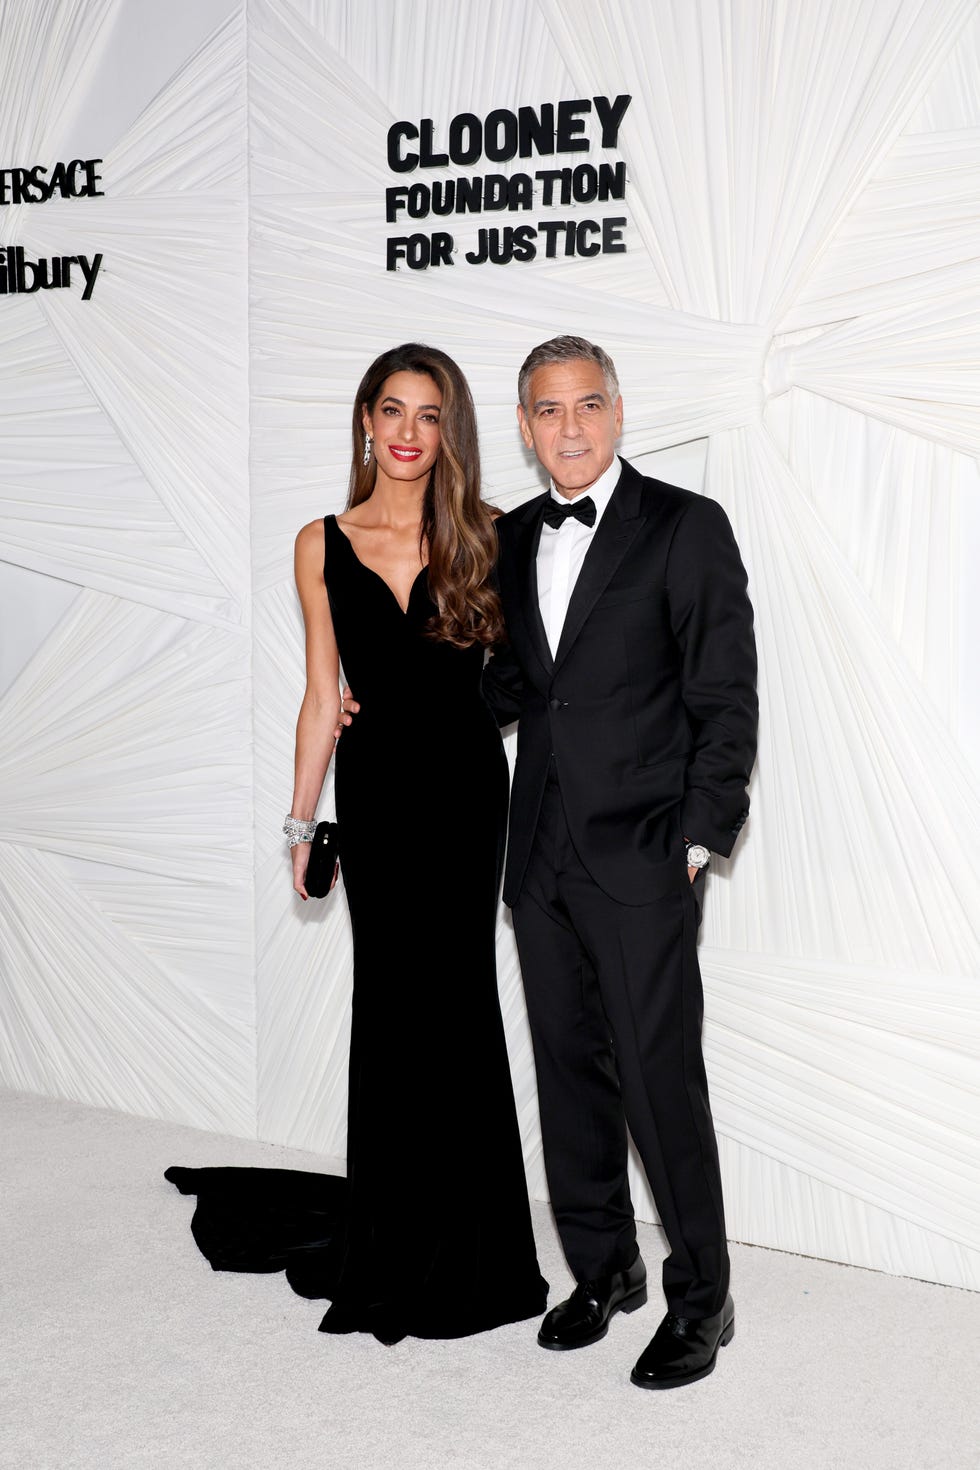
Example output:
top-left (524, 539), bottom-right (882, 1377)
top-left (542, 495), bottom-right (597, 530)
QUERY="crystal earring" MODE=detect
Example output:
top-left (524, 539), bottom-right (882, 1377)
top-left (363, 433), bottom-right (373, 467)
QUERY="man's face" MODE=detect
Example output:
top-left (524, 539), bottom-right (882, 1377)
top-left (517, 359), bottom-right (623, 498)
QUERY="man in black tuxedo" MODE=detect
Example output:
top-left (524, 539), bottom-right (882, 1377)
top-left (483, 336), bottom-right (757, 1389)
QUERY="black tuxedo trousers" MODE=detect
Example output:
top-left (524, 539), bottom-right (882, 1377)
top-left (513, 765), bottom-right (728, 1320)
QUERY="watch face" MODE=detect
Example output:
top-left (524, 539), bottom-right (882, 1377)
top-left (686, 845), bottom-right (710, 868)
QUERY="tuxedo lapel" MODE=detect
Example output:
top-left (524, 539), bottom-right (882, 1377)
top-left (510, 495), bottom-right (554, 684)
top-left (553, 460), bottom-right (645, 672)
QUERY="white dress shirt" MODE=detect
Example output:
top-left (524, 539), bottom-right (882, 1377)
top-left (537, 456), bottom-right (622, 658)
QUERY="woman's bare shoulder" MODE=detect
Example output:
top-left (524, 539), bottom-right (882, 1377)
top-left (296, 516), bottom-right (327, 546)
top-left (295, 518), bottom-right (327, 579)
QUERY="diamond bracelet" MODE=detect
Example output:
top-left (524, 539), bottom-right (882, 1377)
top-left (283, 814), bottom-right (317, 846)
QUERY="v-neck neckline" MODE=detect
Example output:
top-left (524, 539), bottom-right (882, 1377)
top-left (333, 517), bottom-right (427, 616)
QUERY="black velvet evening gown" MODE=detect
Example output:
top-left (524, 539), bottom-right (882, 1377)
top-left (167, 514), bottom-right (547, 1343)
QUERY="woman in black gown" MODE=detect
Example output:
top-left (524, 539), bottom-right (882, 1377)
top-left (167, 344), bottom-right (547, 1344)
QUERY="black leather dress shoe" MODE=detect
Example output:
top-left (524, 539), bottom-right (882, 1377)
top-left (537, 1257), bottom-right (647, 1350)
top-left (630, 1293), bottom-right (734, 1389)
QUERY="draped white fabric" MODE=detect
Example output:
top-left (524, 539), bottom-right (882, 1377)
top-left (0, 2), bottom-right (254, 1132)
top-left (0, 0), bottom-right (977, 1289)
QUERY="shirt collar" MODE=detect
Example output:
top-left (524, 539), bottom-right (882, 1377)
top-left (548, 455), bottom-right (622, 520)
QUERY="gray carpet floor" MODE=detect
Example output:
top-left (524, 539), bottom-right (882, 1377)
top-left (2, 1089), bottom-right (977, 1470)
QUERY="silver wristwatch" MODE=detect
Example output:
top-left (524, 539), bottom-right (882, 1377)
top-left (685, 843), bottom-right (710, 869)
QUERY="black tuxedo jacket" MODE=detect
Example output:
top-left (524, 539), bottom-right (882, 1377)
top-left (484, 456), bottom-right (758, 907)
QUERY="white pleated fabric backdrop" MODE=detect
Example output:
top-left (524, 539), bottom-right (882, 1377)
top-left (0, 0), bottom-right (977, 1292)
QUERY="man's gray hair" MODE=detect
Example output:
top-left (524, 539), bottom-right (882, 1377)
top-left (517, 335), bottom-right (620, 412)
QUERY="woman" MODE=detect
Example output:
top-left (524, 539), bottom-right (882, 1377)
top-left (168, 345), bottom-right (547, 1345)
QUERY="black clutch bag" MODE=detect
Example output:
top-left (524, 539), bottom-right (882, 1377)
top-left (304, 820), bottom-right (340, 898)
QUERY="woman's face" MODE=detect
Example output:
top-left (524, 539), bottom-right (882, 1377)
top-left (363, 371), bottom-right (443, 486)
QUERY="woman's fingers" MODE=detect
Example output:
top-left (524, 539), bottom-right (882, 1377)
top-left (334, 694), bottom-right (360, 739)
top-left (292, 846), bottom-right (311, 899)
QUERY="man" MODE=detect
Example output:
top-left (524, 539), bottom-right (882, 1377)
top-left (482, 336), bottom-right (757, 1389)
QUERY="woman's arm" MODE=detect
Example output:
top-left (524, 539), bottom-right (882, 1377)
top-left (290, 519), bottom-right (342, 898)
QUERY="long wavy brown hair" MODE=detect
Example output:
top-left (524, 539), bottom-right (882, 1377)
top-left (347, 343), bottom-right (504, 648)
